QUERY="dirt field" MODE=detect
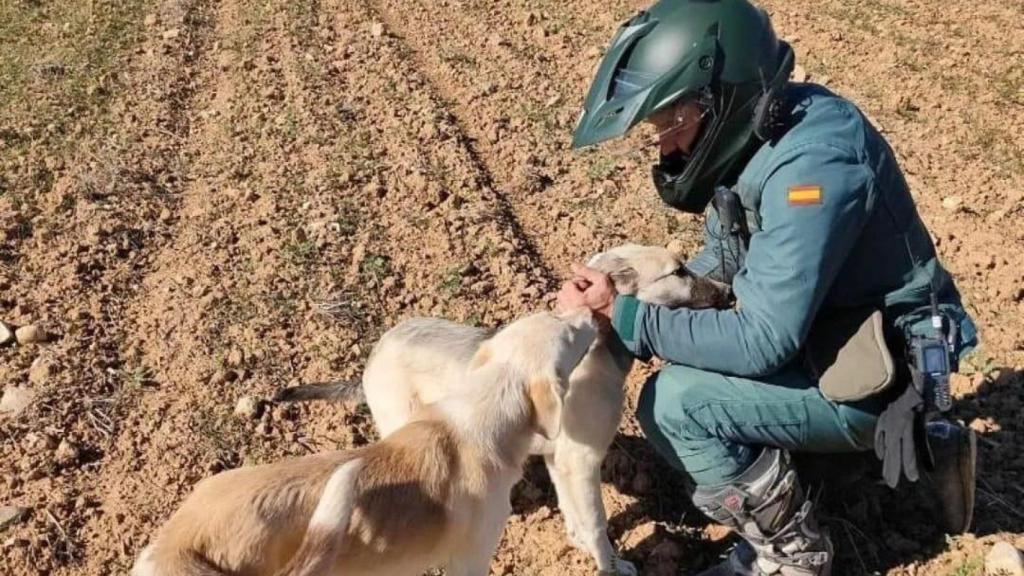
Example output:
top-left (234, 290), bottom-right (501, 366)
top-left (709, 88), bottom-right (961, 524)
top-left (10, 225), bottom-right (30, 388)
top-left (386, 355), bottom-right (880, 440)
top-left (1, 0), bottom-right (1022, 574)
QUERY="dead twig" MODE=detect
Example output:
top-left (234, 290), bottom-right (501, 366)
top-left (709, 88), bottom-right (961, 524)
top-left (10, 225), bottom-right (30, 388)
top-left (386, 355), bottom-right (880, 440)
top-left (978, 480), bottom-right (1024, 521)
top-left (822, 514), bottom-right (881, 566)
top-left (86, 408), bottom-right (115, 437)
top-left (841, 519), bottom-right (869, 575)
top-left (44, 507), bottom-right (75, 553)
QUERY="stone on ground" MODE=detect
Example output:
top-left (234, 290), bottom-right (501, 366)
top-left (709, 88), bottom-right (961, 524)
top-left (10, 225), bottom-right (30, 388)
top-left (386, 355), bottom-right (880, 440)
top-left (0, 387), bottom-right (36, 416)
top-left (986, 541), bottom-right (1024, 576)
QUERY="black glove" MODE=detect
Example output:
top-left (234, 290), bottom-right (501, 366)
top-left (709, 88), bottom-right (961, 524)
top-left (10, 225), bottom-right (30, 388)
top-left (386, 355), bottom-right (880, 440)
top-left (874, 384), bottom-right (925, 488)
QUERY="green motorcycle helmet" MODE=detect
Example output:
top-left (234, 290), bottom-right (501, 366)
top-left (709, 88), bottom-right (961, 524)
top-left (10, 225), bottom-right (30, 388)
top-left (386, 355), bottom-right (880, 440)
top-left (572, 0), bottom-right (794, 213)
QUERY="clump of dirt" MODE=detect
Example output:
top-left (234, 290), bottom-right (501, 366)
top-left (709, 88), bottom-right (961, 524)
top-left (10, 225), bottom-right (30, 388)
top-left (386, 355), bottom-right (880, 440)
top-left (1, 0), bottom-right (1021, 575)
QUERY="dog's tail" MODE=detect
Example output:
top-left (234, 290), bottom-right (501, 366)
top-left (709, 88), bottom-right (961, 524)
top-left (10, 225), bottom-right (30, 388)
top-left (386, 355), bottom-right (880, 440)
top-left (273, 380), bottom-right (366, 404)
top-left (278, 458), bottom-right (364, 576)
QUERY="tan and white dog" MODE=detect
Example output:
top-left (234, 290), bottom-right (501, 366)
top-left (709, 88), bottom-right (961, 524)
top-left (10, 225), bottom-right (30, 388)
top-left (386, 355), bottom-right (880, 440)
top-left (278, 244), bottom-right (732, 575)
top-left (131, 309), bottom-right (598, 576)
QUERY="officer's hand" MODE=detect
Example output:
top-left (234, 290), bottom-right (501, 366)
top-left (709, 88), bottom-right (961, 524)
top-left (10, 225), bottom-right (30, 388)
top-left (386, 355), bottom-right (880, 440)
top-left (556, 264), bottom-right (617, 325)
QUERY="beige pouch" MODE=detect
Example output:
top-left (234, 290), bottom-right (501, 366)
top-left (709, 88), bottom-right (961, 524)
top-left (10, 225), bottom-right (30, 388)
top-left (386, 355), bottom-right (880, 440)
top-left (804, 308), bottom-right (896, 402)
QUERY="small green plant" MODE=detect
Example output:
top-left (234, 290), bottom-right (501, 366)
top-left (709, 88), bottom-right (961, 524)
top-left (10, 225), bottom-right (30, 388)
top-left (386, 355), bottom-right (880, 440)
top-left (270, 292), bottom-right (298, 316)
top-left (586, 155), bottom-right (618, 182)
top-left (950, 556), bottom-right (983, 576)
top-left (283, 239), bottom-right (318, 266)
top-left (440, 48), bottom-right (477, 68)
top-left (121, 365), bottom-right (152, 391)
top-left (335, 213), bottom-right (358, 236)
top-left (440, 268), bottom-right (462, 295)
top-left (360, 254), bottom-right (390, 280)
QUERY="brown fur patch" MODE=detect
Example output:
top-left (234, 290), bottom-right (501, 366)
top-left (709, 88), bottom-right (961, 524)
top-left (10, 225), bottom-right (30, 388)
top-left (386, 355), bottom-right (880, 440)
top-left (529, 377), bottom-right (563, 440)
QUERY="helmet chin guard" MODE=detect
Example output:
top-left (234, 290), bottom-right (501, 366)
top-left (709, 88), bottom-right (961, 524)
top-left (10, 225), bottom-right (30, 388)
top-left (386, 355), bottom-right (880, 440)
top-left (573, 0), bottom-right (796, 213)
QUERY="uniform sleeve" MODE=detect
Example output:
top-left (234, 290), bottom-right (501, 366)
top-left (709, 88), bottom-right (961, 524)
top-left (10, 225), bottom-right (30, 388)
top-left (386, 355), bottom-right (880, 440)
top-left (612, 143), bottom-right (873, 377)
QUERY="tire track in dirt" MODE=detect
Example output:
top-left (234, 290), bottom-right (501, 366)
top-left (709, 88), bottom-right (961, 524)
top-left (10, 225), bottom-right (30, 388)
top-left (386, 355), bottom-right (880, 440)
top-left (366, 0), bottom-right (701, 273)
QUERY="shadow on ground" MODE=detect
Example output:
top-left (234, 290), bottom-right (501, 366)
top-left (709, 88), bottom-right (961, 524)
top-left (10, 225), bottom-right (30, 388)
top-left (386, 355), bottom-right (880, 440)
top-left (512, 367), bottom-right (1022, 575)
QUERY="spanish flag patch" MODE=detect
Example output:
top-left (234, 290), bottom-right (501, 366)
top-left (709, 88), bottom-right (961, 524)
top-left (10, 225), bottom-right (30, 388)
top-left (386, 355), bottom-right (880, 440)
top-left (787, 185), bottom-right (823, 206)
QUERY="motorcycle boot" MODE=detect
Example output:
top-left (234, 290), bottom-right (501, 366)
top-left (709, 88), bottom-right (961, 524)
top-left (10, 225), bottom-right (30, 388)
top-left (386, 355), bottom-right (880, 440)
top-left (692, 448), bottom-right (833, 576)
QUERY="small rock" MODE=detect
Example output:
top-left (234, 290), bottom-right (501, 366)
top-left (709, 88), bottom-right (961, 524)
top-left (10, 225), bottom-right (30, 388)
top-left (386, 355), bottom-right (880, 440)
top-left (28, 357), bottom-right (54, 386)
top-left (0, 321), bottom-right (13, 346)
top-left (369, 22), bottom-right (385, 38)
top-left (986, 541), bottom-right (1024, 576)
top-left (0, 387), bottom-right (36, 416)
top-left (54, 440), bottom-right (80, 467)
top-left (987, 209), bottom-right (1007, 223)
top-left (143, 14), bottom-right (157, 27)
top-left (234, 396), bottom-right (261, 419)
top-left (226, 348), bottom-right (245, 367)
top-left (792, 64), bottom-right (808, 83)
top-left (159, 208), bottom-right (173, 223)
top-left (0, 506), bottom-right (29, 531)
top-left (942, 196), bottom-right (964, 211)
top-left (161, 28), bottom-right (180, 40)
top-left (987, 537), bottom-right (1024, 573)
top-left (14, 324), bottom-right (46, 345)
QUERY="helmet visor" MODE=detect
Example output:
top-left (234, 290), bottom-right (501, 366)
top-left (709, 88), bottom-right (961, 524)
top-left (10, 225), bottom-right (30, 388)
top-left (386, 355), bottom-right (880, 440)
top-left (641, 90), bottom-right (714, 156)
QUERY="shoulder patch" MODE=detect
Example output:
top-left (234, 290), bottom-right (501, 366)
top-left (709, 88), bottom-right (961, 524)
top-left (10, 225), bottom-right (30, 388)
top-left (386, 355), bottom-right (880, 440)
top-left (787, 185), bottom-right (823, 206)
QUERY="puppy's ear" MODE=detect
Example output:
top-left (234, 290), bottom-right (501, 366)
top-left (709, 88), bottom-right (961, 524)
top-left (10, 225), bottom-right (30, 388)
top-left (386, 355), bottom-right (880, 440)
top-left (637, 272), bottom-right (734, 309)
top-left (636, 274), bottom-right (695, 308)
top-left (469, 343), bottom-right (493, 371)
top-left (529, 376), bottom-right (564, 440)
top-left (591, 254), bottom-right (639, 295)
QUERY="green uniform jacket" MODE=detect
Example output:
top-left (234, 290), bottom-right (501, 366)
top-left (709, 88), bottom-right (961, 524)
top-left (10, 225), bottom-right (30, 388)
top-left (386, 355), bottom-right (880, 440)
top-left (612, 84), bottom-right (978, 378)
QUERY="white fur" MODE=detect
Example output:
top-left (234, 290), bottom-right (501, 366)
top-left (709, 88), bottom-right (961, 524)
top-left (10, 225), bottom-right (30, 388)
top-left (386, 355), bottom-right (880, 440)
top-left (356, 244), bottom-right (715, 575)
top-left (131, 310), bottom-right (597, 576)
top-left (308, 458), bottom-right (364, 530)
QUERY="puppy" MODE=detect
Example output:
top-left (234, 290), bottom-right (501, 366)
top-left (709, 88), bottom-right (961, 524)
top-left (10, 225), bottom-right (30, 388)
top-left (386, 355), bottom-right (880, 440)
top-left (132, 309), bottom-right (598, 576)
top-left (277, 244), bottom-right (732, 575)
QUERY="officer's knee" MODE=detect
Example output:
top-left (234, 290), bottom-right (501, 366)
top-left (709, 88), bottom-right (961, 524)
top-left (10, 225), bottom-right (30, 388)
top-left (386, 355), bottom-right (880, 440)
top-left (637, 366), bottom-right (713, 442)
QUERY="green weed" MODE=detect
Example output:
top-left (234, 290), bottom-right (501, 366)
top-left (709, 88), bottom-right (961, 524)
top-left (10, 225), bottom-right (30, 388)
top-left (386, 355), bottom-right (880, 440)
top-left (360, 254), bottom-right (390, 280)
top-left (950, 556), bottom-right (983, 576)
top-left (440, 268), bottom-right (462, 296)
top-left (283, 239), bottom-right (318, 266)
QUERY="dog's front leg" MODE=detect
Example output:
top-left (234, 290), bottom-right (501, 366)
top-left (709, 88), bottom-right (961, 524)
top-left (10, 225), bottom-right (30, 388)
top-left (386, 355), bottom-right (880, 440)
top-left (544, 453), bottom-right (586, 549)
top-left (564, 459), bottom-right (637, 576)
top-left (446, 496), bottom-right (511, 576)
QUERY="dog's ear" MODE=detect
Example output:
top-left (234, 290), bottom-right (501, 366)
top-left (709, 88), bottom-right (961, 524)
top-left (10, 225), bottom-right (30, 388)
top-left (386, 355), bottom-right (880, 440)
top-left (528, 376), bottom-right (564, 440)
top-left (637, 272), bottom-right (734, 309)
top-left (636, 274), bottom-right (695, 308)
top-left (590, 254), bottom-right (639, 295)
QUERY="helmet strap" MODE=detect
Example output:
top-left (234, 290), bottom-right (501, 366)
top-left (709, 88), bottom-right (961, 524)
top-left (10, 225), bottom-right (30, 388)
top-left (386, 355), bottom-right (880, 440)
top-left (752, 42), bottom-right (795, 141)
